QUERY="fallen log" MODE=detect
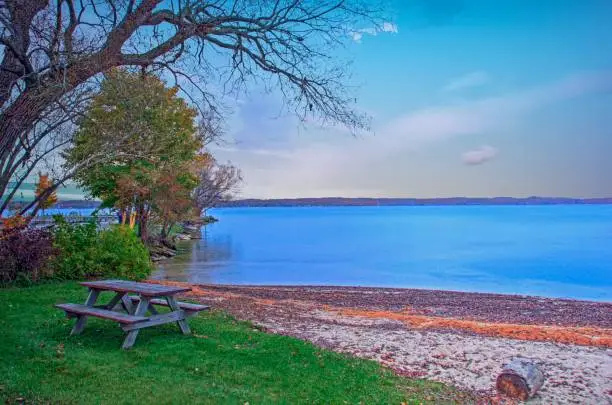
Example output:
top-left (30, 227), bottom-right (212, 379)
top-left (496, 357), bottom-right (545, 400)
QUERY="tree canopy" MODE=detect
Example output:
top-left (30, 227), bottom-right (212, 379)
top-left (0, 0), bottom-right (382, 214)
top-left (66, 70), bottom-right (203, 240)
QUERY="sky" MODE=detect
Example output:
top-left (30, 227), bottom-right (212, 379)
top-left (210, 0), bottom-right (612, 199)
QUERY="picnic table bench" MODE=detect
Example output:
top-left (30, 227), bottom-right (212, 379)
top-left (55, 280), bottom-right (209, 349)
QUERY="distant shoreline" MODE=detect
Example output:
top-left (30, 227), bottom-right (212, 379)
top-left (25, 196), bottom-right (612, 210)
top-left (217, 197), bottom-right (612, 208)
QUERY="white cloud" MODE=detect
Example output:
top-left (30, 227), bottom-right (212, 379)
top-left (349, 22), bottom-right (398, 43)
top-left (443, 71), bottom-right (490, 91)
top-left (461, 145), bottom-right (498, 165)
top-left (381, 22), bottom-right (399, 33)
top-left (350, 32), bottom-right (364, 43)
top-left (222, 70), bottom-right (612, 198)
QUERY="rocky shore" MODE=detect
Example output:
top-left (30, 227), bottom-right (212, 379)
top-left (149, 217), bottom-right (217, 262)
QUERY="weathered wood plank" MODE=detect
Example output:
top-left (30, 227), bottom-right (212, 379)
top-left (128, 296), bottom-right (209, 312)
top-left (496, 358), bottom-right (545, 400)
top-left (121, 310), bottom-right (187, 331)
top-left (166, 296), bottom-right (191, 335)
top-left (80, 280), bottom-right (191, 296)
top-left (121, 297), bottom-right (151, 349)
top-left (56, 303), bottom-right (148, 324)
top-left (70, 288), bottom-right (100, 335)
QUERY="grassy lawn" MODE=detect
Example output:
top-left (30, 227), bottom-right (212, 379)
top-left (0, 282), bottom-right (470, 404)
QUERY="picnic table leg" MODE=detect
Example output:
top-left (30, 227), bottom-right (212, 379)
top-left (148, 304), bottom-right (159, 315)
top-left (166, 296), bottom-right (191, 335)
top-left (120, 295), bottom-right (135, 314)
top-left (71, 288), bottom-right (100, 335)
top-left (118, 295), bottom-right (158, 315)
top-left (121, 296), bottom-right (150, 349)
top-left (105, 292), bottom-right (126, 311)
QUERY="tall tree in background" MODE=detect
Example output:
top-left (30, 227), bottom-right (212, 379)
top-left (66, 70), bottom-right (203, 241)
top-left (0, 0), bottom-right (381, 213)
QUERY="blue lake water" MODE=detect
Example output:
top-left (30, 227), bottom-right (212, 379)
top-left (152, 205), bottom-right (612, 301)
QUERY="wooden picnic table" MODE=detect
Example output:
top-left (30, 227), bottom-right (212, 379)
top-left (56, 279), bottom-right (209, 349)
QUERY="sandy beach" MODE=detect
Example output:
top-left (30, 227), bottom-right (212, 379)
top-left (151, 281), bottom-right (612, 404)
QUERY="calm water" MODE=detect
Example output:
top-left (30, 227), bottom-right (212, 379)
top-left (152, 205), bottom-right (612, 301)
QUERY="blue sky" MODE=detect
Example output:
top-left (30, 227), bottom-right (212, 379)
top-left (215, 0), bottom-right (612, 199)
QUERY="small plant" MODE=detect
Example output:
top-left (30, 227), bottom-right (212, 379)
top-left (0, 214), bottom-right (28, 232)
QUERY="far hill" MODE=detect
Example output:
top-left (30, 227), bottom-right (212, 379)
top-left (217, 197), bottom-right (612, 207)
top-left (11, 197), bottom-right (612, 210)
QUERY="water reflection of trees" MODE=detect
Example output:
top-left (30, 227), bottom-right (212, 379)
top-left (190, 231), bottom-right (234, 268)
top-left (152, 230), bottom-right (234, 284)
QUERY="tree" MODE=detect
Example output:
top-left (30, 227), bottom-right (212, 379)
top-left (193, 153), bottom-right (242, 215)
top-left (0, 0), bottom-right (380, 213)
top-left (152, 161), bottom-right (199, 239)
top-left (66, 70), bottom-right (203, 241)
top-left (34, 172), bottom-right (58, 214)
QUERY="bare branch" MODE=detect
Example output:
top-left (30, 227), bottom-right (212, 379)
top-left (0, 0), bottom-right (385, 210)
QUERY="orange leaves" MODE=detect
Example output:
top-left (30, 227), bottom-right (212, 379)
top-left (0, 215), bottom-right (28, 237)
top-left (332, 307), bottom-right (612, 348)
top-left (35, 173), bottom-right (58, 210)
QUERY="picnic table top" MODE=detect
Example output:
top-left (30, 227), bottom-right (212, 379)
top-left (80, 279), bottom-right (191, 297)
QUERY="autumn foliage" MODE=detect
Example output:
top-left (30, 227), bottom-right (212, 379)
top-left (65, 70), bottom-right (233, 241)
top-left (35, 173), bottom-right (58, 211)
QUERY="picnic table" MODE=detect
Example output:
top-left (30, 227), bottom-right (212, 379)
top-left (55, 279), bottom-right (209, 349)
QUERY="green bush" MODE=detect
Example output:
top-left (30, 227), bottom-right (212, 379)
top-left (96, 226), bottom-right (152, 280)
top-left (51, 217), bottom-right (99, 279)
top-left (51, 217), bottom-right (152, 280)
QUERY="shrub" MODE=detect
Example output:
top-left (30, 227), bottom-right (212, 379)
top-left (51, 217), bottom-right (152, 280)
top-left (96, 226), bottom-right (152, 280)
top-left (51, 217), bottom-right (99, 280)
top-left (0, 214), bottom-right (28, 231)
top-left (0, 226), bottom-right (56, 285)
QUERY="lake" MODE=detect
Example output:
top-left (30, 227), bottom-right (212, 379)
top-left (152, 205), bottom-right (612, 301)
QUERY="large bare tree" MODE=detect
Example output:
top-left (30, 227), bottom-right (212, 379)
top-left (0, 0), bottom-right (382, 214)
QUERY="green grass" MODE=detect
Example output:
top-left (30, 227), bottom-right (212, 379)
top-left (0, 282), bottom-right (471, 404)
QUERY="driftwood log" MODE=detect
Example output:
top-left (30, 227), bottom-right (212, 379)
top-left (496, 358), bottom-right (545, 400)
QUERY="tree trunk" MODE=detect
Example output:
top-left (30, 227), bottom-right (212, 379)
top-left (496, 358), bottom-right (545, 400)
top-left (160, 220), bottom-right (169, 240)
top-left (136, 204), bottom-right (149, 242)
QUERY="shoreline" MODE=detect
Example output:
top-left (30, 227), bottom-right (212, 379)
top-left (149, 280), bottom-right (612, 403)
top-left (21, 198), bottom-right (612, 211)
top-left (150, 281), bottom-right (612, 328)
top-left (185, 281), bottom-right (612, 302)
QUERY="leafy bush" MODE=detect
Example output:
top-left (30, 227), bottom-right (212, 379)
top-left (51, 217), bottom-right (99, 279)
top-left (51, 217), bottom-right (152, 280)
top-left (0, 225), bottom-right (56, 285)
top-left (96, 226), bottom-right (152, 280)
